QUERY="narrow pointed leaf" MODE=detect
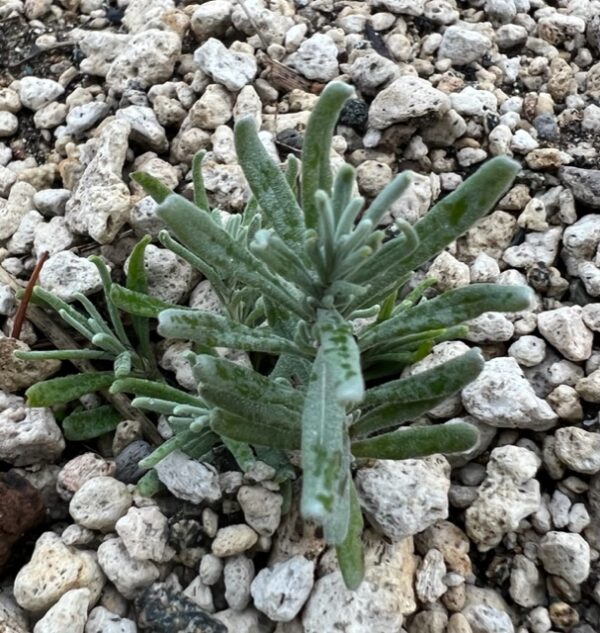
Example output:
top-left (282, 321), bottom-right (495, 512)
top-left (131, 171), bottom-right (172, 203)
top-left (192, 150), bottom-right (210, 210)
top-left (362, 172), bottom-right (411, 226)
top-left (351, 156), bottom-right (521, 310)
top-left (302, 82), bottom-right (354, 228)
top-left (62, 405), bottom-right (121, 441)
top-left (336, 481), bottom-right (365, 590)
top-left (14, 349), bottom-right (111, 361)
top-left (360, 284), bottom-right (532, 350)
top-left (222, 437), bottom-right (256, 471)
top-left (158, 308), bottom-right (304, 357)
top-left (110, 285), bottom-right (177, 318)
top-left (351, 422), bottom-right (478, 459)
top-left (211, 409), bottom-right (301, 450)
top-left (235, 116), bottom-right (305, 248)
top-left (25, 372), bottom-right (116, 406)
top-left (110, 377), bottom-right (205, 407)
top-left (156, 194), bottom-right (310, 319)
top-left (363, 349), bottom-right (484, 410)
top-left (126, 235), bottom-right (152, 361)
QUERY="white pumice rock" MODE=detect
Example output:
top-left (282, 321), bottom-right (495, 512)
top-left (97, 538), bottom-right (159, 600)
top-left (466, 446), bottom-right (541, 551)
top-left (0, 111), bottom-right (18, 137)
top-left (462, 357), bottom-right (559, 430)
top-left (85, 606), bottom-right (137, 633)
top-left (6, 210), bottom-right (44, 255)
top-left (348, 52), bottom-right (399, 96)
top-left (200, 161), bottom-right (249, 211)
top-left (553, 427), bottom-right (600, 474)
top-left (33, 102), bottom-right (67, 129)
top-left (121, 0), bottom-right (175, 33)
top-left (464, 312), bottom-right (514, 343)
top-left (124, 244), bottom-right (194, 304)
top-left (451, 86), bottom-right (498, 117)
top-left (190, 0), bottom-right (232, 41)
top-left (511, 129), bottom-right (539, 154)
top-left (302, 532), bottom-right (415, 632)
top-left (463, 603), bottom-right (514, 633)
top-left (116, 106), bottom-right (168, 152)
top-left (527, 606), bottom-right (552, 633)
top-left (575, 368), bottom-right (600, 402)
top-left (61, 525), bottom-right (95, 547)
top-left (0, 284), bottom-right (16, 316)
top-left (487, 124), bottom-right (513, 156)
top-left (0, 164), bottom-right (16, 196)
top-left (538, 531), bottom-right (590, 585)
top-left (578, 261), bottom-right (600, 296)
top-left (194, 38), bottom-right (258, 92)
top-left (428, 251), bottom-right (470, 290)
top-left (372, 0), bottom-right (425, 15)
top-left (438, 25), bottom-right (492, 65)
top-left (563, 214), bottom-right (600, 260)
top-left (69, 476), bottom-right (132, 532)
top-left (159, 341), bottom-right (196, 391)
top-left (237, 485), bottom-right (283, 537)
top-left (224, 555), bottom-right (255, 611)
top-left (155, 450), bottom-right (222, 504)
top-left (231, 0), bottom-right (293, 44)
top-left (0, 406), bottom-right (64, 466)
top-left (517, 198), bottom-right (547, 231)
top-left (415, 520), bottom-right (472, 576)
top-left (0, 587), bottom-right (29, 633)
top-left (183, 576), bottom-right (214, 612)
top-left (38, 250), bottom-right (103, 301)
top-left (0, 87), bottom-right (21, 112)
top-left (415, 548), bottom-right (447, 604)
top-left (186, 84), bottom-right (234, 130)
top-left (200, 554), bottom-right (223, 586)
top-left (210, 125), bottom-right (237, 163)
top-left (251, 556), bottom-right (314, 622)
top-left (33, 188), bottom-right (70, 216)
top-left (469, 253), bottom-right (499, 283)
top-left (17, 77), bottom-right (64, 111)
top-left (508, 335), bottom-right (547, 367)
top-left (356, 455), bottom-right (450, 541)
top-left (458, 210), bottom-right (516, 261)
top-left (369, 76), bottom-right (450, 129)
top-left (537, 306), bottom-right (593, 362)
top-left (457, 148), bottom-right (488, 167)
top-left (549, 489), bottom-right (571, 529)
top-left (33, 588), bottom-right (90, 633)
top-left (106, 30), bottom-right (181, 92)
top-left (502, 226), bottom-right (562, 268)
top-left (63, 102), bottom-right (110, 137)
top-left (0, 181), bottom-right (36, 241)
top-left (568, 503), bottom-right (590, 533)
top-left (211, 525), bottom-right (259, 557)
top-left (14, 532), bottom-right (104, 612)
top-left (116, 506), bottom-right (173, 562)
top-left (546, 385), bottom-right (582, 422)
top-left (65, 119), bottom-right (131, 244)
top-left (33, 216), bottom-right (74, 257)
top-left (286, 33), bottom-right (339, 82)
top-left (387, 171), bottom-right (439, 225)
top-left (214, 608), bottom-right (264, 632)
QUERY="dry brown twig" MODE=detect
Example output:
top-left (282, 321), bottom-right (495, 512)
top-left (0, 263), bottom-right (162, 446)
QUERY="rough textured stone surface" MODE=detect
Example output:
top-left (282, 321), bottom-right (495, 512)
top-left (355, 455), bottom-right (450, 540)
top-left (116, 506), bottom-right (173, 562)
top-left (537, 307), bottom-right (594, 362)
top-left (194, 38), bottom-right (257, 91)
top-left (251, 555), bottom-right (314, 622)
top-left (554, 427), bottom-right (600, 474)
top-left (39, 250), bottom-right (103, 301)
top-left (65, 119), bottom-right (131, 244)
top-left (69, 476), bottom-right (132, 532)
top-left (57, 453), bottom-right (116, 501)
top-left (538, 532), bottom-right (590, 585)
top-left (462, 357), bottom-right (558, 430)
top-left (237, 485), bottom-right (283, 537)
top-left (33, 588), bottom-right (90, 633)
top-left (466, 446), bottom-right (541, 551)
top-left (85, 606), bottom-right (137, 633)
top-left (0, 339), bottom-right (60, 393)
top-left (223, 555), bottom-right (254, 612)
top-left (286, 33), bottom-right (339, 82)
top-left (14, 532), bottom-right (104, 612)
top-left (212, 525), bottom-right (258, 557)
top-left (560, 166), bottom-right (600, 208)
top-left (155, 450), bottom-right (221, 504)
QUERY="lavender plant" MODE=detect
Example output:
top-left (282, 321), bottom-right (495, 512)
top-left (20, 82), bottom-right (531, 588)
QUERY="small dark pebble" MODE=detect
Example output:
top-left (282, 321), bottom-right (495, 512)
top-left (533, 113), bottom-right (559, 141)
top-left (276, 128), bottom-right (303, 152)
top-left (338, 98), bottom-right (369, 132)
top-left (115, 440), bottom-right (153, 484)
top-left (135, 582), bottom-right (227, 633)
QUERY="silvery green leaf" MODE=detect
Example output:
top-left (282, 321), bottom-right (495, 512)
top-left (235, 116), bottom-right (305, 249)
top-left (62, 405), bottom-right (121, 441)
top-left (158, 308), bottom-right (304, 356)
top-left (110, 285), bottom-right (177, 318)
top-left (26, 372), bottom-right (116, 407)
top-left (110, 377), bottom-right (205, 407)
top-left (301, 82), bottom-right (354, 228)
top-left (14, 349), bottom-right (112, 361)
top-left (131, 171), bottom-right (171, 202)
top-left (126, 235), bottom-right (152, 362)
top-left (363, 348), bottom-right (484, 410)
top-left (351, 422), bottom-right (478, 459)
top-left (336, 481), bottom-right (365, 590)
top-left (192, 150), bottom-right (210, 210)
top-left (359, 284), bottom-right (532, 351)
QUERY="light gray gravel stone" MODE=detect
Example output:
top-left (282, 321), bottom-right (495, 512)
top-left (508, 336), bottom-right (546, 367)
top-left (356, 455), bottom-right (450, 540)
top-left (237, 485), bottom-right (283, 537)
top-left (155, 450), bottom-right (221, 504)
top-left (14, 532), bottom-right (104, 612)
top-left (183, 577), bottom-right (214, 613)
top-left (438, 25), bottom-right (492, 65)
top-left (97, 538), bottom-right (159, 600)
top-left (32, 216), bottom-right (74, 258)
top-left (200, 554), bottom-right (223, 586)
top-left (509, 554), bottom-right (545, 608)
top-left (538, 531), bottom-right (590, 585)
top-left (462, 357), bottom-right (558, 430)
top-left (194, 38), bottom-right (257, 92)
top-left (224, 555), bottom-right (254, 611)
top-left (17, 77), bottom-right (64, 111)
top-left (33, 588), bottom-right (90, 633)
top-left (6, 210), bottom-right (43, 255)
top-left (190, 0), bottom-right (231, 41)
top-left (39, 250), bottom-right (103, 301)
top-left (85, 606), bottom-right (137, 633)
top-left (0, 181), bottom-right (35, 241)
top-left (69, 476), bottom-right (132, 532)
top-left (0, 284), bottom-right (16, 316)
top-left (286, 33), bottom-right (339, 82)
top-left (251, 556), bottom-right (314, 622)
top-left (0, 406), bottom-right (64, 466)
top-left (116, 506), bottom-right (173, 562)
top-left (463, 603), bottom-right (514, 633)
top-left (537, 306), bottom-right (593, 362)
top-left (466, 446), bottom-right (541, 551)
top-left (368, 76), bottom-right (450, 129)
top-left (116, 106), bottom-right (168, 152)
top-left (554, 427), bottom-right (600, 474)
top-left (415, 548), bottom-right (447, 604)
top-left (63, 102), bottom-right (110, 137)
top-left (57, 453), bottom-right (116, 501)
top-left (0, 112), bottom-right (18, 137)
top-left (33, 188), bottom-right (70, 216)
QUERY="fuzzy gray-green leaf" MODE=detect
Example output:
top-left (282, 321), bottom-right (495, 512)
top-left (25, 372), bottom-right (116, 407)
top-left (336, 481), bottom-right (365, 590)
top-left (62, 405), bottom-right (121, 441)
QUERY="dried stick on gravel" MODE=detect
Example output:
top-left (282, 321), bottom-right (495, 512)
top-left (0, 264), bottom-right (163, 446)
